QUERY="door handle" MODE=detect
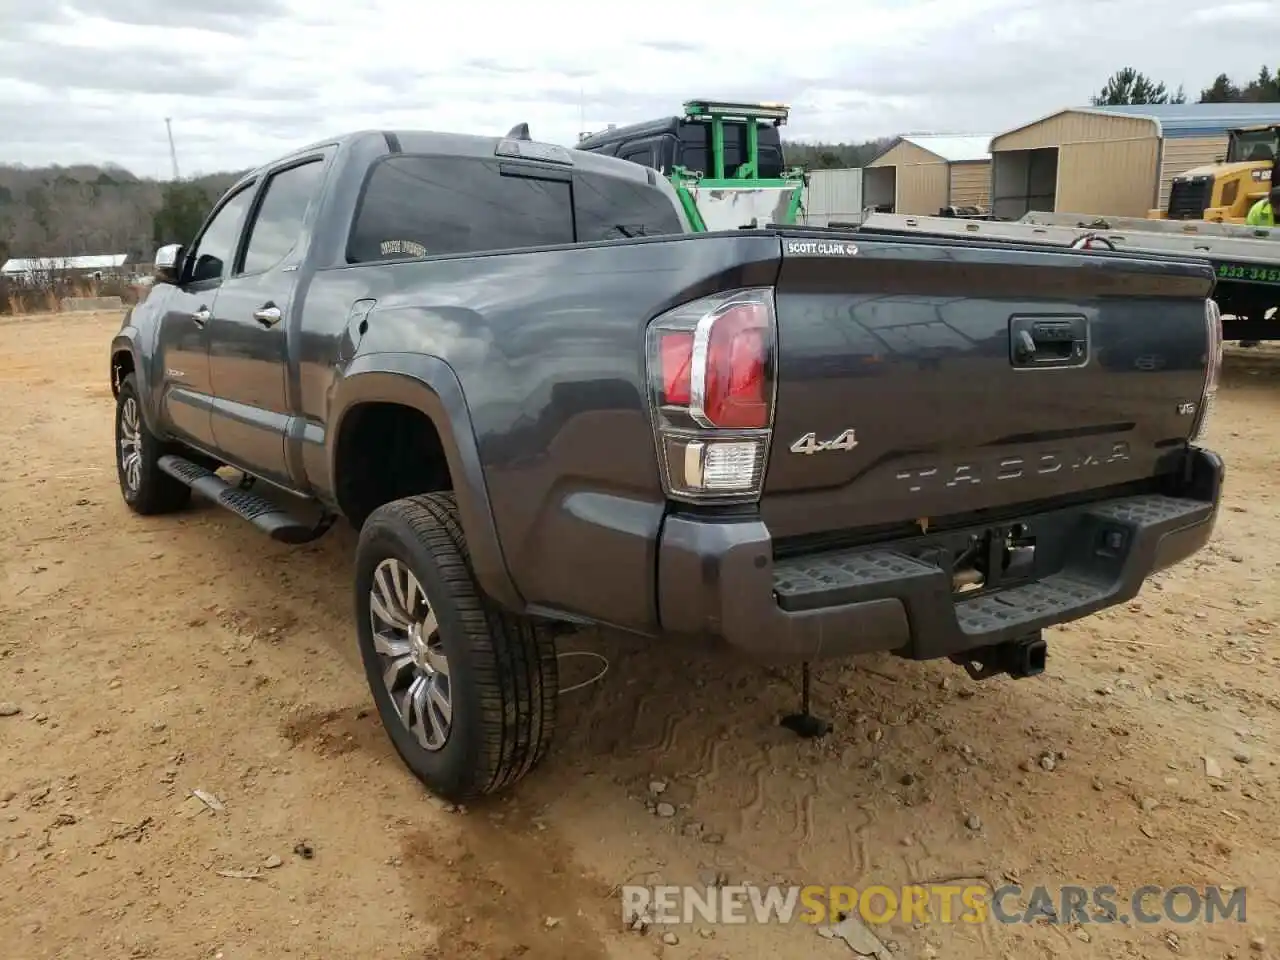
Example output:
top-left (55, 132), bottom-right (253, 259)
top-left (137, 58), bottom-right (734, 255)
top-left (253, 304), bottom-right (282, 328)
top-left (191, 307), bottom-right (210, 327)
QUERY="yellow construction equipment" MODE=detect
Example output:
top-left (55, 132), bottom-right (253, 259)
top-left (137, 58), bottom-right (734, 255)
top-left (1149, 124), bottom-right (1277, 223)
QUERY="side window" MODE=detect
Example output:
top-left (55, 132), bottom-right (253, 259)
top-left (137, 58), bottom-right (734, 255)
top-left (619, 139), bottom-right (659, 171)
top-left (757, 128), bottom-right (785, 178)
top-left (721, 122), bottom-right (746, 178)
top-left (240, 159), bottom-right (326, 275)
top-left (756, 145), bottom-right (784, 178)
top-left (676, 123), bottom-right (709, 176)
top-left (655, 135), bottom-right (678, 175)
top-left (187, 187), bottom-right (254, 284)
top-left (347, 156), bottom-right (573, 262)
top-left (573, 172), bottom-right (685, 241)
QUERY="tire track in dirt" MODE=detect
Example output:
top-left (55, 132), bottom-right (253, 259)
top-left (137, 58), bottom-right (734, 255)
top-left (398, 815), bottom-right (621, 960)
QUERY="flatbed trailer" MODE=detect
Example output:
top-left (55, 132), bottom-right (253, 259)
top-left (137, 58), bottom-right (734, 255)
top-left (850, 211), bottom-right (1279, 342)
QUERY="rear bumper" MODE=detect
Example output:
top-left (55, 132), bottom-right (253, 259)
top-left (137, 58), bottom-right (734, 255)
top-left (656, 447), bottom-right (1223, 665)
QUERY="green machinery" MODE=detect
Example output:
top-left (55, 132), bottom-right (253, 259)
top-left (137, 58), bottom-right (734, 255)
top-left (668, 99), bottom-right (807, 231)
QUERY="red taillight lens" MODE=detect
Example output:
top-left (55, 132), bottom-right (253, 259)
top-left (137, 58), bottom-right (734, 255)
top-left (660, 331), bottom-right (693, 406)
top-left (644, 288), bottom-right (776, 503)
top-left (703, 302), bottom-right (769, 429)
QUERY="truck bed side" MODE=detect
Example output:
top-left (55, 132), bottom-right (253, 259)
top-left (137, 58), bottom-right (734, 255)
top-left (300, 233), bottom-right (782, 634)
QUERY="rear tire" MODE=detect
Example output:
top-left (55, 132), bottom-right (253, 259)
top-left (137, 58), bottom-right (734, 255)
top-left (115, 374), bottom-right (191, 515)
top-left (354, 493), bottom-right (557, 802)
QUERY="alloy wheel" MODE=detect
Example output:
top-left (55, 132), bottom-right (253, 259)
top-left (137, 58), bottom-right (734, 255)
top-left (369, 557), bottom-right (452, 751)
top-left (119, 396), bottom-right (142, 493)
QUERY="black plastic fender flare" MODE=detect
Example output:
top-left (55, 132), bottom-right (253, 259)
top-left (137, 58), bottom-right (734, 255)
top-left (328, 353), bottom-right (524, 613)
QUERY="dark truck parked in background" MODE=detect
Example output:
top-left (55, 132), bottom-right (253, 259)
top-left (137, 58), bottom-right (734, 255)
top-left (111, 128), bottom-right (1225, 802)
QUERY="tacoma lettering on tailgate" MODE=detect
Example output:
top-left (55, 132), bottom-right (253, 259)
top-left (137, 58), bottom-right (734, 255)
top-left (895, 441), bottom-right (1131, 494)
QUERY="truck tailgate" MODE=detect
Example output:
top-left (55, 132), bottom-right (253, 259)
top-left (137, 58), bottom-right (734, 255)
top-left (762, 235), bottom-right (1215, 541)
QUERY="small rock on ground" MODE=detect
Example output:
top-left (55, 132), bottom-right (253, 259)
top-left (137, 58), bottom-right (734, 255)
top-left (0, 703), bottom-right (20, 717)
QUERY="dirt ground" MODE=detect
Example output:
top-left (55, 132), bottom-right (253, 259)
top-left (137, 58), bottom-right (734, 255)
top-left (1, 310), bottom-right (1278, 960)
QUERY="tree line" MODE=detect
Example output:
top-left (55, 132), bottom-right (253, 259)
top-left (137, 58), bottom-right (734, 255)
top-left (781, 137), bottom-right (896, 171)
top-left (0, 166), bottom-right (244, 267)
top-left (1091, 64), bottom-right (1280, 105)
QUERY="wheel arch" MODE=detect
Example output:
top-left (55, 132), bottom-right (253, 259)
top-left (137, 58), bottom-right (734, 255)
top-left (329, 353), bottom-right (524, 612)
top-left (109, 329), bottom-right (165, 436)
top-left (110, 334), bottom-right (138, 399)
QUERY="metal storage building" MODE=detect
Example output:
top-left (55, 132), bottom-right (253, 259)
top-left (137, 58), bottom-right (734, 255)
top-left (801, 168), bottom-right (864, 226)
top-left (0, 253), bottom-right (131, 285)
top-left (988, 102), bottom-right (1280, 220)
top-left (864, 135), bottom-right (992, 215)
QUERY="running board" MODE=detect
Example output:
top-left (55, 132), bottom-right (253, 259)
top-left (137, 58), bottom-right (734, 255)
top-left (156, 455), bottom-right (328, 544)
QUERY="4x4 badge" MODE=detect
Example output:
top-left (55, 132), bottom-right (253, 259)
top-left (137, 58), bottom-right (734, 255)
top-left (790, 429), bottom-right (858, 455)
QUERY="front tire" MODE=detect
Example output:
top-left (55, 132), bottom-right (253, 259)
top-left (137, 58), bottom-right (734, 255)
top-left (115, 374), bottom-right (191, 515)
top-left (354, 493), bottom-right (558, 802)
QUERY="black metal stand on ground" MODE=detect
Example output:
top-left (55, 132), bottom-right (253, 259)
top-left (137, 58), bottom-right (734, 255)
top-left (779, 662), bottom-right (831, 739)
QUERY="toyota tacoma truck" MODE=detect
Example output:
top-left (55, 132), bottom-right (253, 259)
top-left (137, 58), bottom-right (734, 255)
top-left (110, 127), bottom-right (1226, 802)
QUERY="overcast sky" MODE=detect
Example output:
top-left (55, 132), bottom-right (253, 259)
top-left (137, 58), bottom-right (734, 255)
top-left (0, 0), bottom-right (1274, 177)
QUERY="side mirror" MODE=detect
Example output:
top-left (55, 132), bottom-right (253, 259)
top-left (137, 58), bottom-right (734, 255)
top-left (154, 243), bottom-right (185, 284)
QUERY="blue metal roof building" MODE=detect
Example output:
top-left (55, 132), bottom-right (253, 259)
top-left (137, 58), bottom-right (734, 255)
top-left (1085, 102), bottom-right (1280, 139)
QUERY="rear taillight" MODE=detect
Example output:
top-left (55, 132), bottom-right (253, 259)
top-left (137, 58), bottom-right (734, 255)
top-left (646, 288), bottom-right (777, 502)
top-left (659, 332), bottom-right (693, 405)
top-left (1191, 297), bottom-right (1222, 444)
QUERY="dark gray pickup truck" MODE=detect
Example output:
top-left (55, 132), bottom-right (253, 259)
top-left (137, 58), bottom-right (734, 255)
top-left (111, 127), bottom-right (1226, 801)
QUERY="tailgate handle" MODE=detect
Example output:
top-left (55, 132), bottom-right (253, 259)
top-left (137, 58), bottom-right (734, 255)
top-left (1010, 316), bottom-right (1087, 369)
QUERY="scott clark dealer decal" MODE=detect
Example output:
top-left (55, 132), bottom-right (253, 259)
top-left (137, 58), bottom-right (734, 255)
top-left (785, 240), bottom-right (859, 256)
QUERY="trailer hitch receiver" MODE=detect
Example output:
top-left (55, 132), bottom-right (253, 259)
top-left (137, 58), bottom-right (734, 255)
top-left (951, 632), bottom-right (1047, 681)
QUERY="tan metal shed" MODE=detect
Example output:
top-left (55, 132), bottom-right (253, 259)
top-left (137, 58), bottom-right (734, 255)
top-left (865, 135), bottom-right (992, 215)
top-left (988, 103), bottom-right (1280, 219)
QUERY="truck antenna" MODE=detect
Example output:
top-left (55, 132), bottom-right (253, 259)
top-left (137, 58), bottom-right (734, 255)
top-left (164, 117), bottom-right (181, 180)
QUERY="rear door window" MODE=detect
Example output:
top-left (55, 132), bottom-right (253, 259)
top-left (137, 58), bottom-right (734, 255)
top-left (239, 159), bottom-right (326, 275)
top-left (572, 172), bottom-right (685, 241)
top-left (348, 156), bottom-right (573, 262)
